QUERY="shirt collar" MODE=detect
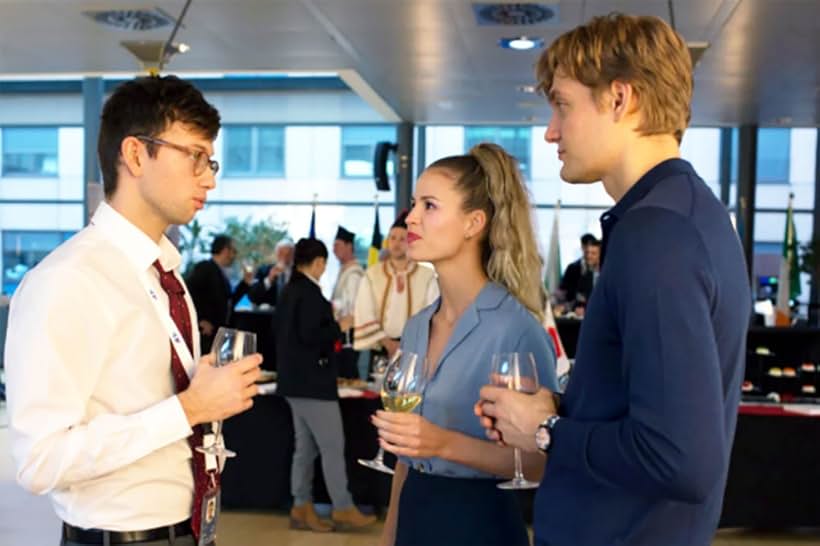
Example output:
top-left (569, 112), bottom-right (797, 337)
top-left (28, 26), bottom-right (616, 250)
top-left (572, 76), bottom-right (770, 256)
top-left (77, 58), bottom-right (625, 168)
top-left (302, 270), bottom-right (322, 288)
top-left (604, 158), bottom-right (694, 222)
top-left (90, 202), bottom-right (182, 273)
top-left (599, 158), bottom-right (694, 266)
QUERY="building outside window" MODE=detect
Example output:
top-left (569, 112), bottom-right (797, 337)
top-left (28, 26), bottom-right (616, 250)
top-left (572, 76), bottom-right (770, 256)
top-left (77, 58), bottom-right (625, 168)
top-left (757, 128), bottom-right (790, 184)
top-left (464, 126), bottom-right (531, 179)
top-left (341, 126), bottom-right (395, 178)
top-left (222, 125), bottom-right (285, 177)
top-left (2, 230), bottom-right (75, 294)
top-left (1, 127), bottom-right (59, 177)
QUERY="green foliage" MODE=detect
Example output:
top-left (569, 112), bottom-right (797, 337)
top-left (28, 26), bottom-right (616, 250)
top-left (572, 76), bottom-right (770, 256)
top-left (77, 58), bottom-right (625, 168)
top-left (800, 238), bottom-right (820, 277)
top-left (177, 219), bottom-right (211, 276)
top-left (222, 216), bottom-right (290, 267)
top-left (177, 216), bottom-right (290, 277)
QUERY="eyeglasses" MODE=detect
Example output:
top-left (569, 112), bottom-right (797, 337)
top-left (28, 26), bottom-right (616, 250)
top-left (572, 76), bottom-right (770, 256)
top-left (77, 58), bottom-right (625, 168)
top-left (135, 135), bottom-right (219, 176)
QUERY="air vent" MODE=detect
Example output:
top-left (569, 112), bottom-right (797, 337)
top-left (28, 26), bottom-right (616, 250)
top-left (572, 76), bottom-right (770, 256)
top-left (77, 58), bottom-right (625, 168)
top-left (84, 9), bottom-right (175, 31)
top-left (473, 3), bottom-right (557, 26)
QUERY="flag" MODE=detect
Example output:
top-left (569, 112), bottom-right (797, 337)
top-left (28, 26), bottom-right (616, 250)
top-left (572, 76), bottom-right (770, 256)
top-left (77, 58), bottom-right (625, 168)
top-left (775, 193), bottom-right (799, 326)
top-left (543, 298), bottom-right (571, 390)
top-left (368, 203), bottom-right (383, 267)
top-left (308, 203), bottom-right (316, 238)
top-left (544, 201), bottom-right (562, 297)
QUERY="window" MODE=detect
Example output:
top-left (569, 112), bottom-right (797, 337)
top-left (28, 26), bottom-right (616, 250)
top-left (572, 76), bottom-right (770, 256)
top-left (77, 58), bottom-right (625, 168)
top-left (2, 230), bottom-right (74, 294)
top-left (757, 128), bottom-right (790, 183)
top-left (341, 126), bottom-right (395, 178)
top-left (2, 127), bottom-right (59, 177)
top-left (223, 125), bottom-right (284, 177)
top-left (464, 126), bottom-right (531, 179)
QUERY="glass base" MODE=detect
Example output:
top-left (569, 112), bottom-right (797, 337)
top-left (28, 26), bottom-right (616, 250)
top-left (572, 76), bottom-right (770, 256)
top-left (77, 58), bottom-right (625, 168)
top-left (196, 445), bottom-right (237, 458)
top-left (357, 457), bottom-right (394, 475)
top-left (497, 477), bottom-right (539, 490)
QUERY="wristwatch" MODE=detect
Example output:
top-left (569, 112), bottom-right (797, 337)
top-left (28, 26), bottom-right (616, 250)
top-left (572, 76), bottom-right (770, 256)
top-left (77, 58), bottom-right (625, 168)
top-left (535, 415), bottom-right (561, 453)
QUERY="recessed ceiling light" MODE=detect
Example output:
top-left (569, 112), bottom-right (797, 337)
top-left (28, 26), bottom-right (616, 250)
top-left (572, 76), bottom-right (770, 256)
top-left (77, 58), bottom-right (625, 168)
top-left (499, 36), bottom-right (544, 50)
top-left (516, 84), bottom-right (537, 94)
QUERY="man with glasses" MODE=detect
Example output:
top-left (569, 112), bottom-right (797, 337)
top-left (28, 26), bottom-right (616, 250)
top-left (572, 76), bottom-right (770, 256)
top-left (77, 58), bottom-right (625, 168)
top-left (5, 76), bottom-right (262, 546)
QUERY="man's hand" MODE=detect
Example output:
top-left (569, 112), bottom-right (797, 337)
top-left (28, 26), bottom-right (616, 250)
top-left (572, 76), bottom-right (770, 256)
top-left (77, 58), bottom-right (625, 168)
top-left (338, 315), bottom-right (354, 332)
top-left (178, 352), bottom-right (263, 426)
top-left (474, 386), bottom-right (557, 452)
top-left (199, 320), bottom-right (214, 337)
top-left (383, 338), bottom-right (400, 358)
top-left (267, 263), bottom-right (285, 283)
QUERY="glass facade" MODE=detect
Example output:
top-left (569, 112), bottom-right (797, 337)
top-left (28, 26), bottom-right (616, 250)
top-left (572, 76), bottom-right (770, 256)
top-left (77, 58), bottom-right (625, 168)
top-left (1, 127), bottom-right (59, 177)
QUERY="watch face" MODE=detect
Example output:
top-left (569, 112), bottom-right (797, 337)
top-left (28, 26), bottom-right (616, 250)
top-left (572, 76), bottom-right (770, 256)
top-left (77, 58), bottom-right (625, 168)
top-left (535, 426), bottom-right (550, 451)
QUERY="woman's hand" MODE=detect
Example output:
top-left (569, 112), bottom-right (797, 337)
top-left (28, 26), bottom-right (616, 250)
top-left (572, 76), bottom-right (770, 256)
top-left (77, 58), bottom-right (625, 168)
top-left (372, 410), bottom-right (451, 459)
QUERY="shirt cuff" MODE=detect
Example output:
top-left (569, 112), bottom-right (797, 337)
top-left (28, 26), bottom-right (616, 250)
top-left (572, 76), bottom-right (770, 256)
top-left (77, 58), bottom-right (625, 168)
top-left (139, 396), bottom-right (194, 450)
top-left (263, 278), bottom-right (272, 290)
top-left (547, 417), bottom-right (588, 473)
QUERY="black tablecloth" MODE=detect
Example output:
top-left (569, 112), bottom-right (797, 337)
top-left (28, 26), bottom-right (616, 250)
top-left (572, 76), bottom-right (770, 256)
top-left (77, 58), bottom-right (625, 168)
top-left (220, 393), bottom-right (394, 510)
top-left (719, 411), bottom-right (820, 528)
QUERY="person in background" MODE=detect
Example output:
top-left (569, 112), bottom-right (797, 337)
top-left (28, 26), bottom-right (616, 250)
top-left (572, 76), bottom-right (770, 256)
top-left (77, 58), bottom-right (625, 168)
top-left (186, 234), bottom-right (253, 353)
top-left (477, 14), bottom-right (751, 546)
top-left (275, 238), bottom-right (377, 533)
top-left (557, 233), bottom-right (601, 316)
top-left (353, 212), bottom-right (439, 361)
top-left (372, 143), bottom-right (558, 546)
top-left (5, 75), bottom-right (261, 546)
top-left (331, 226), bottom-right (365, 378)
top-left (248, 239), bottom-right (294, 307)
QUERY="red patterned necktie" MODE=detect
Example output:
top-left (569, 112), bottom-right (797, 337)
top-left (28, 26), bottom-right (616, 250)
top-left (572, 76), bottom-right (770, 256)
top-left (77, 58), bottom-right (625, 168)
top-left (152, 260), bottom-right (217, 540)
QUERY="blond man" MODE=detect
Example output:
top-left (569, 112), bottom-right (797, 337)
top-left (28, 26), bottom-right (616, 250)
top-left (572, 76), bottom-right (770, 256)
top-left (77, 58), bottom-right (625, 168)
top-left (478, 14), bottom-right (750, 546)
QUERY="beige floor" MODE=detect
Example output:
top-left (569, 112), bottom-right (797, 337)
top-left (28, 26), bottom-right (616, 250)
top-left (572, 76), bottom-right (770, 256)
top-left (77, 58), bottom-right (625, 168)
top-left (1, 405), bottom-right (818, 546)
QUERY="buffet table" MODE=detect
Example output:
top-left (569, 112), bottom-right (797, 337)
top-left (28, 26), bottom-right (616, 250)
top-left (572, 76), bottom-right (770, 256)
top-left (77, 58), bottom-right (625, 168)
top-left (220, 387), bottom-right (394, 511)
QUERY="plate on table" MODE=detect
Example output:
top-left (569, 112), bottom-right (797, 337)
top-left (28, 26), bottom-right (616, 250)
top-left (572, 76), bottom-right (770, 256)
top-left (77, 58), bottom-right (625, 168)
top-left (256, 370), bottom-right (277, 384)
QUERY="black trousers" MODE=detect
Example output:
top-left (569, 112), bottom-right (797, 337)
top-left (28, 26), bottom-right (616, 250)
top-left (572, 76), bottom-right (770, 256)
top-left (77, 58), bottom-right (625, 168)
top-left (395, 469), bottom-right (530, 546)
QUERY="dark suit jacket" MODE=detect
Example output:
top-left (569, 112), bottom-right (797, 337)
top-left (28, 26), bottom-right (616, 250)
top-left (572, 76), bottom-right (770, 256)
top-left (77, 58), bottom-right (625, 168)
top-left (186, 259), bottom-right (250, 330)
top-left (248, 264), bottom-right (289, 307)
top-left (559, 259), bottom-right (596, 305)
top-left (275, 271), bottom-right (342, 400)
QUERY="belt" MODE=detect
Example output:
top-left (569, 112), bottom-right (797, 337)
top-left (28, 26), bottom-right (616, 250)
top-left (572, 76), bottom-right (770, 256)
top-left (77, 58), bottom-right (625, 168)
top-left (61, 519), bottom-right (192, 545)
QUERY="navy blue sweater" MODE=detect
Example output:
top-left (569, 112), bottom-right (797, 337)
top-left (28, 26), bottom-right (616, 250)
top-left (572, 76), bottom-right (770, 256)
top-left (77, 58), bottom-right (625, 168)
top-left (534, 159), bottom-right (751, 546)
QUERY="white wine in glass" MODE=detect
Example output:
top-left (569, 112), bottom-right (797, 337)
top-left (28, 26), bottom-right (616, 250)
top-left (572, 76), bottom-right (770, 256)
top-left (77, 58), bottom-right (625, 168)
top-left (196, 327), bottom-right (257, 459)
top-left (359, 350), bottom-right (426, 474)
top-left (491, 352), bottom-right (540, 489)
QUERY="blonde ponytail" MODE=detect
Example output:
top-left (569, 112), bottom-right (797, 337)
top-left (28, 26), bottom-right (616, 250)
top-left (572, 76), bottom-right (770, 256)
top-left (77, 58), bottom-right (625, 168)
top-left (427, 143), bottom-right (545, 322)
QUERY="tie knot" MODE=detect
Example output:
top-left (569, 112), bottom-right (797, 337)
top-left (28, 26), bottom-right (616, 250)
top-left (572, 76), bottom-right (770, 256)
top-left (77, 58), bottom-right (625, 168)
top-left (152, 260), bottom-right (185, 296)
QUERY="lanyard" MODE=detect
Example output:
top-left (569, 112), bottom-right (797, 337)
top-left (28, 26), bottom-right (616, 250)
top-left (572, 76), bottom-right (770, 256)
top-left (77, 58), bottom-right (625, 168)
top-left (141, 269), bottom-right (195, 372)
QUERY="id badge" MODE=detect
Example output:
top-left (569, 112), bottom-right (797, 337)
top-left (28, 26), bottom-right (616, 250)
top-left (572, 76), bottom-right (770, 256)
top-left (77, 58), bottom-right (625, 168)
top-left (198, 488), bottom-right (220, 546)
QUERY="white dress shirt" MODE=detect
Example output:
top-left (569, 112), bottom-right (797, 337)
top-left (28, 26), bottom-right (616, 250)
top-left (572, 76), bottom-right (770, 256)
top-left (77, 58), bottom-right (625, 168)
top-left (5, 202), bottom-right (198, 531)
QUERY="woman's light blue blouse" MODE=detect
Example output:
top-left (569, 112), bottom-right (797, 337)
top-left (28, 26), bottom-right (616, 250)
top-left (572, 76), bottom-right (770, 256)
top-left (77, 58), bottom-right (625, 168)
top-left (398, 282), bottom-right (557, 478)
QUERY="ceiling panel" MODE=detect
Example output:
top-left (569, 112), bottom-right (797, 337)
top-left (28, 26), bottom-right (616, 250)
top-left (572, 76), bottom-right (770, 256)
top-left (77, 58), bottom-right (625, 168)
top-left (0, 0), bottom-right (815, 126)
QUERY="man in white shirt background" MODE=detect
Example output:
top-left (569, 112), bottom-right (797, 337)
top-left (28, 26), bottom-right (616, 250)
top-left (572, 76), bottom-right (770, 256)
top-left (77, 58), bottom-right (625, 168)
top-left (4, 75), bottom-right (262, 546)
top-left (330, 226), bottom-right (365, 378)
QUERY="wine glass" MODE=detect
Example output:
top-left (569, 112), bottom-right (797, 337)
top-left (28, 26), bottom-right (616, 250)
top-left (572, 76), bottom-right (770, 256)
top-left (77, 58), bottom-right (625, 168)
top-left (195, 327), bottom-right (257, 459)
top-left (359, 350), bottom-right (426, 474)
top-left (491, 352), bottom-right (540, 489)
top-left (332, 298), bottom-right (354, 349)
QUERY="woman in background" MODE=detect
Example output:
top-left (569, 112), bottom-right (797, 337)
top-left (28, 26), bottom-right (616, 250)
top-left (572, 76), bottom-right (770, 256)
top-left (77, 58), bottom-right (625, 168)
top-left (275, 237), bottom-right (376, 533)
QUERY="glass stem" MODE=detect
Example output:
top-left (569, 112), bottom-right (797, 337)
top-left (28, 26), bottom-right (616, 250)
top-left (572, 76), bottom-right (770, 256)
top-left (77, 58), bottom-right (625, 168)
top-left (213, 420), bottom-right (223, 447)
top-left (513, 447), bottom-right (524, 481)
top-left (375, 447), bottom-right (385, 464)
